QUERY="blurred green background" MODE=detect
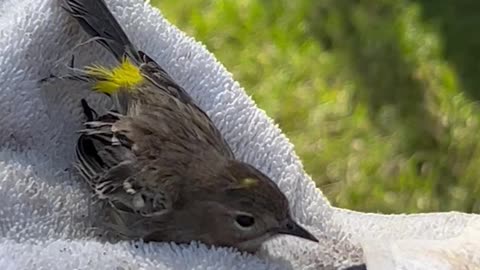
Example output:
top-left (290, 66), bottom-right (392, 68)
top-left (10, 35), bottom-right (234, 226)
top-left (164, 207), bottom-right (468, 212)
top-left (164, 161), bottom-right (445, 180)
top-left (151, 0), bottom-right (480, 214)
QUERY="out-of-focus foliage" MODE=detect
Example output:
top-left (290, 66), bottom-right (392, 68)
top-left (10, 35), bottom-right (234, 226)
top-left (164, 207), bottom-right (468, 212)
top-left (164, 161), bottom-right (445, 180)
top-left (151, 0), bottom-right (480, 214)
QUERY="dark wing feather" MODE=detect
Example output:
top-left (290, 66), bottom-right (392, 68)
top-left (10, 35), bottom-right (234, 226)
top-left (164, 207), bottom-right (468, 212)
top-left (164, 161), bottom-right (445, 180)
top-left (75, 106), bottom-right (133, 191)
top-left (138, 52), bottom-right (235, 159)
top-left (64, 0), bottom-right (235, 160)
top-left (138, 51), bottom-right (195, 104)
top-left (75, 100), bottom-right (170, 216)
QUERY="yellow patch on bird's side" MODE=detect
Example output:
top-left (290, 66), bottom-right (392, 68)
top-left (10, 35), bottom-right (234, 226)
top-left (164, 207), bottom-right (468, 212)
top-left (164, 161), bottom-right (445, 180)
top-left (85, 58), bottom-right (143, 94)
top-left (240, 178), bottom-right (258, 189)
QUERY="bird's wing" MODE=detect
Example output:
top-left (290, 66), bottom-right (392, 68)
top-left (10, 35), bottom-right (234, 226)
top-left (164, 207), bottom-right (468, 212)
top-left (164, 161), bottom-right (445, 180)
top-left (138, 51), bottom-right (235, 159)
top-left (75, 100), bottom-right (171, 217)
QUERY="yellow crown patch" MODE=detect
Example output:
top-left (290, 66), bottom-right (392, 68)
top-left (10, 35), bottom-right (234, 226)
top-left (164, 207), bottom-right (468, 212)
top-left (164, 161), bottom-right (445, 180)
top-left (240, 178), bottom-right (258, 188)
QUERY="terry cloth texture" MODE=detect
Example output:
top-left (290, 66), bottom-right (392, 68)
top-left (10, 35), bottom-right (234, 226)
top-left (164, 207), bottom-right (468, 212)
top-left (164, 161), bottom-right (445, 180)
top-left (0, 0), bottom-right (478, 269)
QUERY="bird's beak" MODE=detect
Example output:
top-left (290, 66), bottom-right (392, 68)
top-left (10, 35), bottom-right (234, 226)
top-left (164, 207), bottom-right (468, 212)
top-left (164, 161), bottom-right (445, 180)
top-left (277, 218), bottom-right (319, 243)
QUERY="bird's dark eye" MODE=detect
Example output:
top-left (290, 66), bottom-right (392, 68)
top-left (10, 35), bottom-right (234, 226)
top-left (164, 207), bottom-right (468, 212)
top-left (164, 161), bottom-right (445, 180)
top-left (235, 214), bottom-right (255, 228)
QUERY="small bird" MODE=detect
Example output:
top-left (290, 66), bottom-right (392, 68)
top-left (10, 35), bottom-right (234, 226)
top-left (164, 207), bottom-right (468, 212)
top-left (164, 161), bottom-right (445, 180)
top-left (62, 0), bottom-right (318, 252)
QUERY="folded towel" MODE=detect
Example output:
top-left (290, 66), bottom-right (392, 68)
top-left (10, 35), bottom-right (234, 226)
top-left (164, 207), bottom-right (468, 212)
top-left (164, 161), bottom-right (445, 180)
top-left (0, 0), bottom-right (478, 269)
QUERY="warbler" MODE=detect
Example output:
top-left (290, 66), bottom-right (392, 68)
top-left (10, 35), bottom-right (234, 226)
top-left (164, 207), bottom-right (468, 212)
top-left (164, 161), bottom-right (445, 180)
top-left (62, 0), bottom-right (318, 252)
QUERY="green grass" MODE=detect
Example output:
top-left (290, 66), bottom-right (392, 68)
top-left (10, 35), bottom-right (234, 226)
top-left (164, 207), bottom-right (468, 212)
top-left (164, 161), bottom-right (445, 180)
top-left (151, 0), bottom-right (480, 214)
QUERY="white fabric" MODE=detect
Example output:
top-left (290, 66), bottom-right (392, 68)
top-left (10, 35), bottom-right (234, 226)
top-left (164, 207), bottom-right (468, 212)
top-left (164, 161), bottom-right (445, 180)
top-left (0, 0), bottom-right (478, 269)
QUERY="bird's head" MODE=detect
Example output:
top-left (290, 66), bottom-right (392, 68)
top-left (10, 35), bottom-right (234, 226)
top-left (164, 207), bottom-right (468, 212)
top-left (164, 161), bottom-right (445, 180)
top-left (170, 160), bottom-right (319, 252)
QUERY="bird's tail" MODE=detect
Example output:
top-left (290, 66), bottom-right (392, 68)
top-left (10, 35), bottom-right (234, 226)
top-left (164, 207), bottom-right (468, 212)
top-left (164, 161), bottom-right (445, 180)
top-left (62, 0), bottom-right (141, 62)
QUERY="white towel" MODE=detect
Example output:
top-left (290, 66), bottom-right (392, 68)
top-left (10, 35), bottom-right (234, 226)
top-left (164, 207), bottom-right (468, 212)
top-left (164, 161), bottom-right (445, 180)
top-left (0, 0), bottom-right (478, 269)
